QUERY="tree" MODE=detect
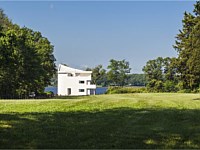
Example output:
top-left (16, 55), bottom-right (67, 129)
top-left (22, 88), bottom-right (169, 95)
top-left (163, 57), bottom-right (178, 83)
top-left (86, 65), bottom-right (108, 86)
top-left (174, 1), bottom-right (200, 90)
top-left (0, 8), bottom-right (12, 30)
top-left (142, 57), bottom-right (178, 92)
top-left (91, 65), bottom-right (107, 86)
top-left (142, 57), bottom-right (163, 82)
top-left (186, 21), bottom-right (200, 90)
top-left (127, 74), bottom-right (146, 86)
top-left (143, 57), bottom-right (164, 92)
top-left (0, 9), bottom-right (56, 98)
top-left (107, 59), bottom-right (131, 86)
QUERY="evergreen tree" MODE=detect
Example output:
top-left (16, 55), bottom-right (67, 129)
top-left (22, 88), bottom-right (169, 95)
top-left (174, 2), bottom-right (200, 90)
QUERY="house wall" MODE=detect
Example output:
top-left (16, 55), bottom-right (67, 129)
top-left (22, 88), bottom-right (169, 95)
top-left (58, 73), bottom-right (96, 96)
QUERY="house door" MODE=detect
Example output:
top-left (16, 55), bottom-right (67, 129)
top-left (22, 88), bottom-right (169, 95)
top-left (67, 88), bottom-right (71, 95)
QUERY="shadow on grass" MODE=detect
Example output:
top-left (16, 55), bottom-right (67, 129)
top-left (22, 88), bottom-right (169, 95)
top-left (1, 108), bottom-right (200, 149)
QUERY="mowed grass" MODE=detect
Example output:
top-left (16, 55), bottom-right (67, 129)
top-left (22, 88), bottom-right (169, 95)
top-left (1, 93), bottom-right (200, 149)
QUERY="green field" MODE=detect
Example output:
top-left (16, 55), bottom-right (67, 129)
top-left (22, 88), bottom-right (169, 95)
top-left (1, 93), bottom-right (200, 149)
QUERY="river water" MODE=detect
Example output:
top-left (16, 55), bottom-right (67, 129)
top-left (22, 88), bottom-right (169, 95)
top-left (45, 87), bottom-right (108, 95)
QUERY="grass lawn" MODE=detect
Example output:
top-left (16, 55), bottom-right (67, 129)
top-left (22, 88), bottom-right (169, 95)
top-left (1, 93), bottom-right (200, 149)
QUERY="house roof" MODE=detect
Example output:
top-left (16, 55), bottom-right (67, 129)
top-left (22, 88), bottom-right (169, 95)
top-left (58, 64), bottom-right (92, 74)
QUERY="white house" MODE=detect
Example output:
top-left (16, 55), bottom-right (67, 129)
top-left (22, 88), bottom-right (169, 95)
top-left (57, 64), bottom-right (96, 96)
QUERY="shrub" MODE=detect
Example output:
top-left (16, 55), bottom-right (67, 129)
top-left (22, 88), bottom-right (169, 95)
top-left (177, 89), bottom-right (191, 93)
top-left (164, 81), bottom-right (178, 92)
top-left (155, 80), bottom-right (164, 92)
top-left (106, 86), bottom-right (147, 94)
top-left (146, 80), bottom-right (164, 92)
top-left (34, 91), bottom-right (54, 99)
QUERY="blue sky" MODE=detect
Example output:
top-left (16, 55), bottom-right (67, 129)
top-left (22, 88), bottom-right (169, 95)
top-left (0, 1), bottom-right (196, 73)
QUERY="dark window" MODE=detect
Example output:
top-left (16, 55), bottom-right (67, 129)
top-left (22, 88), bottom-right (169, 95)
top-left (67, 88), bottom-right (71, 95)
top-left (68, 73), bottom-right (73, 77)
top-left (79, 89), bottom-right (85, 92)
top-left (79, 81), bottom-right (85, 84)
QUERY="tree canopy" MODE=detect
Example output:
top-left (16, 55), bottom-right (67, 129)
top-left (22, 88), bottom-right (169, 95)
top-left (173, 1), bottom-right (200, 91)
top-left (0, 9), bottom-right (56, 98)
top-left (143, 57), bottom-right (178, 92)
top-left (143, 1), bottom-right (200, 93)
top-left (107, 59), bottom-right (131, 86)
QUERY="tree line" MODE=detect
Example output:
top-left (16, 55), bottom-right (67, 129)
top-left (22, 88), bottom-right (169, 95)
top-left (86, 59), bottom-right (146, 87)
top-left (0, 9), bottom-right (56, 98)
top-left (95, 2), bottom-right (200, 93)
top-left (143, 1), bottom-right (200, 93)
top-left (0, 8), bottom-right (145, 99)
top-left (1, 1), bottom-right (199, 97)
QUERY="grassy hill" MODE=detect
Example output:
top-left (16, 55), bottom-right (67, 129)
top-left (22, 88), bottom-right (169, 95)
top-left (1, 93), bottom-right (200, 149)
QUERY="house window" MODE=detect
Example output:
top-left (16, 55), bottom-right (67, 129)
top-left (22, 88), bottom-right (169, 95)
top-left (76, 73), bottom-right (80, 76)
top-left (87, 80), bottom-right (91, 85)
top-left (79, 81), bottom-right (85, 84)
top-left (68, 73), bottom-right (73, 77)
top-left (79, 89), bottom-right (85, 92)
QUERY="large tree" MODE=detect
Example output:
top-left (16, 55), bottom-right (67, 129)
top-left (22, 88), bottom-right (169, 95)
top-left (0, 9), bottom-right (56, 98)
top-left (142, 57), bottom-right (164, 82)
top-left (91, 65), bottom-right (107, 86)
top-left (107, 59), bottom-right (131, 86)
top-left (143, 57), bottom-right (178, 92)
top-left (173, 2), bottom-right (200, 90)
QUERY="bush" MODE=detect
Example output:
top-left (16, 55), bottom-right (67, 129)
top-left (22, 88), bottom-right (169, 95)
top-left (164, 81), bottom-right (178, 92)
top-left (34, 91), bottom-right (54, 99)
top-left (177, 89), bottom-right (191, 93)
top-left (146, 80), bottom-right (164, 92)
top-left (155, 81), bottom-right (164, 92)
top-left (106, 86), bottom-right (147, 94)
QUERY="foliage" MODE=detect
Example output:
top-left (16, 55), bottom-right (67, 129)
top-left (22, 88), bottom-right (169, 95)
top-left (127, 74), bottom-right (147, 86)
top-left (142, 2), bottom-right (200, 93)
top-left (1, 93), bottom-right (200, 148)
top-left (87, 60), bottom-right (143, 87)
top-left (173, 2), bottom-right (200, 90)
top-left (164, 80), bottom-right (178, 92)
top-left (91, 65), bottom-right (107, 86)
top-left (0, 9), bottom-right (56, 98)
top-left (50, 74), bottom-right (58, 87)
top-left (107, 59), bottom-right (131, 86)
top-left (106, 86), bottom-right (147, 94)
top-left (143, 57), bottom-right (178, 92)
top-left (0, 9), bottom-right (12, 30)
